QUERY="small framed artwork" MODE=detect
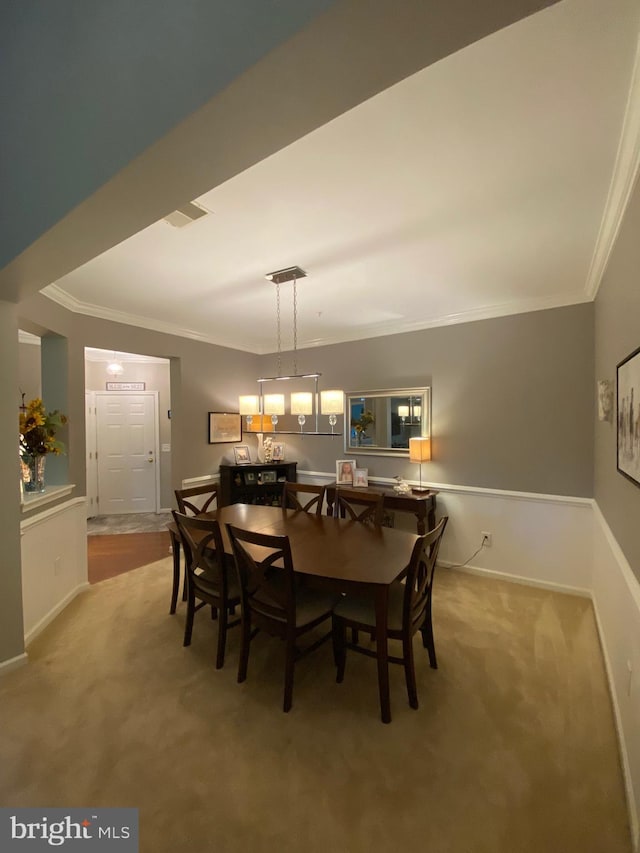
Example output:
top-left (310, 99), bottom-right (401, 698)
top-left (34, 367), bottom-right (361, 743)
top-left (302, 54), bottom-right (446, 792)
top-left (209, 412), bottom-right (242, 444)
top-left (336, 459), bottom-right (356, 485)
top-left (352, 468), bottom-right (369, 488)
top-left (617, 345), bottom-right (640, 488)
top-left (272, 442), bottom-right (285, 461)
top-left (244, 471), bottom-right (257, 485)
top-left (233, 445), bottom-right (251, 464)
top-left (262, 470), bottom-right (277, 483)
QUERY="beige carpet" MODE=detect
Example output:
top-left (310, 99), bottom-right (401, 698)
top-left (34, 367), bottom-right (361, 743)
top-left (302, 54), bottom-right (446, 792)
top-left (0, 559), bottom-right (631, 853)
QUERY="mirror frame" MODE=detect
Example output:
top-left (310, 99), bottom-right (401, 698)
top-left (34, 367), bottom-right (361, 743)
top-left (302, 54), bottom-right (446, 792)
top-left (345, 387), bottom-right (431, 457)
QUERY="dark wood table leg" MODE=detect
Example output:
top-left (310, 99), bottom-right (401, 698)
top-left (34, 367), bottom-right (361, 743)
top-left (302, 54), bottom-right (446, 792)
top-left (375, 585), bottom-right (392, 724)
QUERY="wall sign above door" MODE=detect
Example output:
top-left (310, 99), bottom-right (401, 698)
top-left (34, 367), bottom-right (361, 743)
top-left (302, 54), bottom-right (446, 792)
top-left (106, 382), bottom-right (146, 391)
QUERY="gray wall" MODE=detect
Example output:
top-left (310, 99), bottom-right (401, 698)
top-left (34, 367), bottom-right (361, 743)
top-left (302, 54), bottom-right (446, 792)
top-left (595, 173), bottom-right (640, 582)
top-left (18, 295), bottom-right (594, 503)
top-left (263, 303), bottom-right (594, 496)
top-left (17, 292), bottom-right (261, 504)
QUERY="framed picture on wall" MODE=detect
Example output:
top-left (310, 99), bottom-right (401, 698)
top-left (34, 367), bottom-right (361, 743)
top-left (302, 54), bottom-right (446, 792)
top-left (617, 345), bottom-right (640, 488)
top-left (209, 412), bottom-right (242, 444)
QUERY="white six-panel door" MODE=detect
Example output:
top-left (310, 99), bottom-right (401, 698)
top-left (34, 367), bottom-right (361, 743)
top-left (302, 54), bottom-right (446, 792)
top-left (95, 392), bottom-right (159, 514)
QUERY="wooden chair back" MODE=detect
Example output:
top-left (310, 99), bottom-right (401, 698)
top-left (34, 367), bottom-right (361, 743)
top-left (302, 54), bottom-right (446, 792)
top-left (333, 487), bottom-right (384, 527)
top-left (282, 481), bottom-right (326, 515)
top-left (227, 524), bottom-right (295, 638)
top-left (403, 516), bottom-right (449, 635)
top-left (171, 511), bottom-right (227, 593)
top-left (175, 483), bottom-right (219, 516)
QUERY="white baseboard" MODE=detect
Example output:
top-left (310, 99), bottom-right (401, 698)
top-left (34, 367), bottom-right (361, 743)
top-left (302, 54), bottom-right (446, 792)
top-left (181, 474), bottom-right (219, 487)
top-left (441, 560), bottom-right (592, 598)
top-left (0, 652), bottom-right (28, 676)
top-left (24, 583), bottom-right (90, 648)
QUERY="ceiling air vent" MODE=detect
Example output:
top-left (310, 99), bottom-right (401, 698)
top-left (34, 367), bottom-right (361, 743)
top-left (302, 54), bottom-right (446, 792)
top-left (163, 201), bottom-right (209, 228)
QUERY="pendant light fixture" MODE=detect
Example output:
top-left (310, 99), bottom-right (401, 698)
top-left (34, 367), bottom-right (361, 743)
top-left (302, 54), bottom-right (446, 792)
top-left (106, 352), bottom-right (124, 377)
top-left (239, 267), bottom-right (344, 435)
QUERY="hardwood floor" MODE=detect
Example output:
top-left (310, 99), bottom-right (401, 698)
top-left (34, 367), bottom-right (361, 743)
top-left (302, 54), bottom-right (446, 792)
top-left (87, 531), bottom-right (172, 584)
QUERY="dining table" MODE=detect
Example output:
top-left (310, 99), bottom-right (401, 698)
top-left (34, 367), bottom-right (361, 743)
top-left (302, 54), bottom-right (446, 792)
top-left (202, 503), bottom-right (419, 723)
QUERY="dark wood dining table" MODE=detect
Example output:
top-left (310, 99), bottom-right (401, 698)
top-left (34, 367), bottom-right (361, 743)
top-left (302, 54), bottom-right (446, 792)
top-left (203, 503), bottom-right (419, 723)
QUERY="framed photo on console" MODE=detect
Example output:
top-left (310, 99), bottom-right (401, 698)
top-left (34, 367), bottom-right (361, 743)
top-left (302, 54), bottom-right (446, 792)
top-left (272, 442), bottom-right (285, 461)
top-left (353, 468), bottom-right (369, 488)
top-left (233, 445), bottom-right (251, 464)
top-left (336, 459), bottom-right (356, 485)
top-left (617, 345), bottom-right (640, 488)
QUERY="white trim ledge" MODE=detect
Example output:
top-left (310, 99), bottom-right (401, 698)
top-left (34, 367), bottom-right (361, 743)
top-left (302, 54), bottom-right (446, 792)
top-left (0, 653), bottom-right (28, 677)
top-left (21, 497), bottom-right (86, 531)
top-left (21, 484), bottom-right (76, 513)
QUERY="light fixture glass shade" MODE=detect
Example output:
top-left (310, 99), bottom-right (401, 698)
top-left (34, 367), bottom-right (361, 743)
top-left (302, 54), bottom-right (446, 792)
top-left (409, 437), bottom-right (431, 462)
top-left (239, 395), bottom-right (260, 415)
top-left (398, 405), bottom-right (409, 418)
top-left (290, 392), bottom-right (313, 415)
top-left (264, 394), bottom-right (285, 415)
top-left (320, 390), bottom-right (344, 415)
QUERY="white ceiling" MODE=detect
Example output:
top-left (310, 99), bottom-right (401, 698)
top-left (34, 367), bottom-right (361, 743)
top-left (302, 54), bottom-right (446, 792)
top-left (45, 0), bottom-right (640, 355)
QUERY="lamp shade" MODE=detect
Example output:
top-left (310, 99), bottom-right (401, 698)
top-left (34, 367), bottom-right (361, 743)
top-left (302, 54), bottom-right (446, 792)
top-left (320, 390), bottom-right (344, 415)
top-left (398, 405), bottom-right (409, 418)
top-left (409, 437), bottom-right (431, 463)
top-left (290, 392), bottom-right (313, 415)
top-left (413, 405), bottom-right (421, 419)
top-left (239, 395), bottom-right (260, 415)
top-left (264, 394), bottom-right (285, 415)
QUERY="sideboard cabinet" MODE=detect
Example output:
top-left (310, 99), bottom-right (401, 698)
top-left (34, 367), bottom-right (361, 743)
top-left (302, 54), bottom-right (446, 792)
top-left (219, 462), bottom-right (297, 507)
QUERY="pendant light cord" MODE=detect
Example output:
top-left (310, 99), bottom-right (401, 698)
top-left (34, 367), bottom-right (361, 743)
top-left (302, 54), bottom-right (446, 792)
top-left (276, 280), bottom-right (282, 377)
top-left (292, 275), bottom-right (298, 376)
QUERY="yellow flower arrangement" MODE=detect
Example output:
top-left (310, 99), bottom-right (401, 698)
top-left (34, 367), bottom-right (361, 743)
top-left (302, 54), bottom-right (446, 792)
top-left (19, 398), bottom-right (68, 457)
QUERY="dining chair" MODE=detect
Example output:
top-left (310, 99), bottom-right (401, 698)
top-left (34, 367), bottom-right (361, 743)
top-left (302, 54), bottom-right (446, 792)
top-left (332, 516), bottom-right (449, 712)
top-left (168, 483), bottom-right (220, 614)
top-left (227, 523), bottom-right (340, 712)
top-left (172, 511), bottom-right (241, 669)
top-left (282, 481), bottom-right (326, 515)
top-left (332, 487), bottom-right (384, 527)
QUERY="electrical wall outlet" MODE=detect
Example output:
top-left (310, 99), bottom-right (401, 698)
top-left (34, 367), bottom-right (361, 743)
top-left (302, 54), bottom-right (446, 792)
top-left (481, 532), bottom-right (492, 548)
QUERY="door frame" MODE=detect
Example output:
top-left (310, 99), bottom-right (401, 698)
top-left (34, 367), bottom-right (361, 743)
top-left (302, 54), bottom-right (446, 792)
top-left (94, 390), bottom-right (161, 514)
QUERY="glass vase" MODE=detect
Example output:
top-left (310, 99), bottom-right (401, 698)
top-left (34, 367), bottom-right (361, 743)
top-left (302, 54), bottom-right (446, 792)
top-left (21, 454), bottom-right (46, 493)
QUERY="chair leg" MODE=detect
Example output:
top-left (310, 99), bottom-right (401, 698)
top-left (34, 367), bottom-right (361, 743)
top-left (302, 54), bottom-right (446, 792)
top-left (333, 617), bottom-right (347, 683)
top-left (169, 533), bottom-right (180, 614)
top-left (237, 615), bottom-right (251, 684)
top-left (211, 606), bottom-right (218, 620)
top-left (215, 604), bottom-right (228, 669)
top-left (181, 563), bottom-right (188, 602)
top-left (421, 600), bottom-right (438, 669)
top-left (183, 592), bottom-right (195, 647)
top-left (403, 634), bottom-right (418, 709)
top-left (283, 636), bottom-right (296, 713)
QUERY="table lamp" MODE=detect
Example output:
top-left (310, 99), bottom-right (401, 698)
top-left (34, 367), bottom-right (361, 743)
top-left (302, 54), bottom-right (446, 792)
top-left (409, 437), bottom-right (431, 494)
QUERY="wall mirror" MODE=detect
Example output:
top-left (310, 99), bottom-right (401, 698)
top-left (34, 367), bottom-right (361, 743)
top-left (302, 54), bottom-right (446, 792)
top-left (345, 388), bottom-right (431, 457)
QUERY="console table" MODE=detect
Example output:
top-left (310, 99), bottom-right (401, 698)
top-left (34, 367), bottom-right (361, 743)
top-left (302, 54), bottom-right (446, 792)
top-left (219, 462), bottom-right (297, 507)
top-left (325, 482), bottom-right (437, 534)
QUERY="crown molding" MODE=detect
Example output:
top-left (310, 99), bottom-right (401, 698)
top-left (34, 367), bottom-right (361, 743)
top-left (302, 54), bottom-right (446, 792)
top-left (43, 284), bottom-right (590, 355)
top-left (42, 284), bottom-right (257, 353)
top-left (585, 32), bottom-right (640, 300)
